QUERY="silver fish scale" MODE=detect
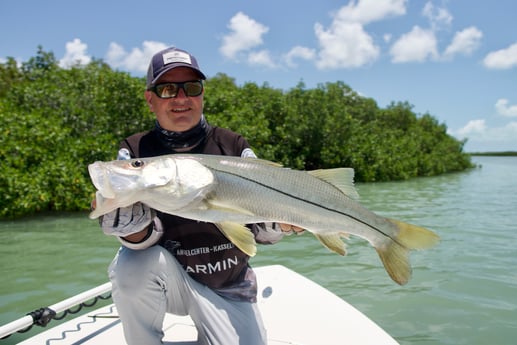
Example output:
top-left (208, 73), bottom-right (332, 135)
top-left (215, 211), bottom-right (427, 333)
top-left (175, 155), bottom-right (399, 245)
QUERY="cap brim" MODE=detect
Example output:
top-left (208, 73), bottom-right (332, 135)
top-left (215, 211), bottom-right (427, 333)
top-left (150, 63), bottom-right (206, 87)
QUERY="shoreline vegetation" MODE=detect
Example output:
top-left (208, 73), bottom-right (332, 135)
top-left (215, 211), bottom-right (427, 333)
top-left (470, 151), bottom-right (517, 156)
top-left (1, 47), bottom-right (474, 218)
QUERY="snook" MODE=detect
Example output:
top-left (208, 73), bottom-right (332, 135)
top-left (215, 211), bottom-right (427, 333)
top-left (89, 154), bottom-right (439, 285)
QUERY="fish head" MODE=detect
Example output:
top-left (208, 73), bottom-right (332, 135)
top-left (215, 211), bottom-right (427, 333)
top-left (88, 157), bottom-right (177, 198)
top-left (88, 155), bottom-right (215, 218)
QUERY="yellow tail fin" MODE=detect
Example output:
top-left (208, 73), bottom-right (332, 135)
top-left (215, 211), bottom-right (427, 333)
top-left (388, 219), bottom-right (440, 250)
top-left (377, 219), bottom-right (439, 285)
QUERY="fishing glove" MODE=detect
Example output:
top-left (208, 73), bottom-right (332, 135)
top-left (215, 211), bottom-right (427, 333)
top-left (99, 202), bottom-right (156, 237)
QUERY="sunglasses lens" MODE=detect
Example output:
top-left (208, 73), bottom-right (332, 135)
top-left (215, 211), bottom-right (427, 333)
top-left (184, 81), bottom-right (203, 96)
top-left (153, 81), bottom-right (203, 98)
top-left (155, 83), bottom-right (179, 98)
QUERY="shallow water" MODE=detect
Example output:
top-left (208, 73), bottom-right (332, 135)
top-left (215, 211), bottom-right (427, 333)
top-left (1, 156), bottom-right (516, 344)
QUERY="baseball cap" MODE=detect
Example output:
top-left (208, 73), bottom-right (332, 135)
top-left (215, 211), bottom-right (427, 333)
top-left (146, 47), bottom-right (206, 89)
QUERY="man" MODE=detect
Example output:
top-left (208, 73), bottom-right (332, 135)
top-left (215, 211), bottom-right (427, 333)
top-left (98, 47), bottom-right (302, 345)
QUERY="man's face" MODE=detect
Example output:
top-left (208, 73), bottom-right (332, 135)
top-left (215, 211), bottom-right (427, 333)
top-left (145, 67), bottom-right (204, 132)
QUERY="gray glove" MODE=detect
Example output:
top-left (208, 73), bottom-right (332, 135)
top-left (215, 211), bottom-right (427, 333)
top-left (100, 202), bottom-right (155, 237)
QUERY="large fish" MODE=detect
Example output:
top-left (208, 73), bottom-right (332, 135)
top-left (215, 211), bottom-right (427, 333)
top-left (89, 154), bottom-right (439, 285)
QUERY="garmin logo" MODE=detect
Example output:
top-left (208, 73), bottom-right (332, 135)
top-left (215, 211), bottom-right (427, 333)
top-left (185, 256), bottom-right (239, 275)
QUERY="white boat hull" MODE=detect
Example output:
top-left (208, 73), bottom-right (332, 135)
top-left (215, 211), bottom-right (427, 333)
top-left (16, 265), bottom-right (398, 344)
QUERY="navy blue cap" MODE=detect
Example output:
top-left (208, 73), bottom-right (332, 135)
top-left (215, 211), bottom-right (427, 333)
top-left (146, 47), bottom-right (206, 89)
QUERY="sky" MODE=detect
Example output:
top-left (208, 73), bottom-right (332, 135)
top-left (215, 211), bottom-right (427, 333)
top-left (1, 0), bottom-right (516, 153)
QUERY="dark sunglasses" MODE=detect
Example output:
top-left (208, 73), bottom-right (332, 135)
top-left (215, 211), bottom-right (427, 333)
top-left (149, 80), bottom-right (204, 98)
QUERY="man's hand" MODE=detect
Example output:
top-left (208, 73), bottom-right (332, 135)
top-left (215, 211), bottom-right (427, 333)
top-left (93, 149), bottom-right (156, 240)
top-left (99, 202), bottom-right (155, 237)
top-left (279, 223), bottom-right (304, 235)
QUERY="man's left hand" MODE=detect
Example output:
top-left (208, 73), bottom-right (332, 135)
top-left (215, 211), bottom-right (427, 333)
top-left (279, 223), bottom-right (304, 235)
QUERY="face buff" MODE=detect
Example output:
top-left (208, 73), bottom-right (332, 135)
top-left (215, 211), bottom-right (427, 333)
top-left (154, 115), bottom-right (210, 150)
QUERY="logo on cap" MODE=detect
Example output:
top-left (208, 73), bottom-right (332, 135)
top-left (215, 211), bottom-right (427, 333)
top-left (162, 51), bottom-right (192, 66)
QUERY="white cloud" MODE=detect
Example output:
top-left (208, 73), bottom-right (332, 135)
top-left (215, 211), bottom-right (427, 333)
top-left (443, 26), bottom-right (483, 59)
top-left (59, 38), bottom-right (91, 68)
top-left (453, 119), bottom-right (517, 151)
top-left (495, 99), bottom-right (517, 117)
top-left (105, 41), bottom-right (168, 73)
top-left (105, 42), bottom-right (125, 66)
top-left (333, 0), bottom-right (407, 24)
top-left (247, 50), bottom-right (276, 68)
top-left (456, 119), bottom-right (486, 138)
top-left (483, 42), bottom-right (517, 69)
top-left (477, 122), bottom-right (517, 142)
top-left (390, 3), bottom-right (481, 63)
top-left (220, 12), bottom-right (269, 60)
top-left (422, 1), bottom-right (453, 30)
top-left (313, 0), bottom-right (408, 70)
top-left (390, 26), bottom-right (438, 63)
top-left (315, 21), bottom-right (379, 69)
top-left (383, 33), bottom-right (392, 43)
top-left (284, 46), bottom-right (316, 67)
top-left (216, 1), bottom-right (408, 70)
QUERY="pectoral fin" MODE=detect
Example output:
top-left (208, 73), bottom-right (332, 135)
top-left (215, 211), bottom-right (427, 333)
top-left (216, 222), bottom-right (257, 257)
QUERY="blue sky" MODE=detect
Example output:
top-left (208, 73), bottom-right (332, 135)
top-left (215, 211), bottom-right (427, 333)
top-left (1, 0), bottom-right (516, 152)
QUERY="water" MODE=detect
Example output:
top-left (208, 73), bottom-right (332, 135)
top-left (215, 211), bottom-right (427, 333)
top-left (1, 156), bottom-right (516, 344)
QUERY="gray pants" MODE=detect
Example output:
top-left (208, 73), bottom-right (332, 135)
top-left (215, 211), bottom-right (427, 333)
top-left (108, 246), bottom-right (267, 345)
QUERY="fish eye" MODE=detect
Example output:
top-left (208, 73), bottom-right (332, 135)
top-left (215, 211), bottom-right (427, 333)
top-left (131, 160), bottom-right (145, 168)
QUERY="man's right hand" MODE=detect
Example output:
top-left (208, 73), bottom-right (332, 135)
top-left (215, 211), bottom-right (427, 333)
top-left (99, 202), bottom-right (155, 237)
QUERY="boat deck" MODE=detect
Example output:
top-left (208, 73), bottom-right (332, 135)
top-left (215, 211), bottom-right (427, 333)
top-left (17, 265), bottom-right (398, 344)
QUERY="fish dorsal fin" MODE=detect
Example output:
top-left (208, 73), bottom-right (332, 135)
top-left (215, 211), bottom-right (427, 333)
top-left (308, 168), bottom-right (359, 200)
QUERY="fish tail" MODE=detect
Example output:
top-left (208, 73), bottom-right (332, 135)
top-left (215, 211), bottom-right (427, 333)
top-left (376, 219), bottom-right (440, 285)
top-left (388, 219), bottom-right (440, 250)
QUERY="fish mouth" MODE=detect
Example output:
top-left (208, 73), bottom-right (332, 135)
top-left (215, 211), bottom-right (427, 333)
top-left (88, 162), bottom-right (142, 199)
top-left (88, 162), bottom-right (116, 198)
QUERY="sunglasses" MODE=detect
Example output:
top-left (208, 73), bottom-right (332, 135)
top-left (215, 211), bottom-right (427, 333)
top-left (149, 80), bottom-right (204, 98)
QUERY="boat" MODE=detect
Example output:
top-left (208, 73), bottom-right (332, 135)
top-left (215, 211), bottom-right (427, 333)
top-left (1, 265), bottom-right (399, 344)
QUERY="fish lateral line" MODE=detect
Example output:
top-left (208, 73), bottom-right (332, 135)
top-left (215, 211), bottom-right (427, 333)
top-left (208, 166), bottom-right (397, 243)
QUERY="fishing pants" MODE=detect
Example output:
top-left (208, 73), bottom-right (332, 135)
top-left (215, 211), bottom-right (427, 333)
top-left (108, 245), bottom-right (267, 345)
